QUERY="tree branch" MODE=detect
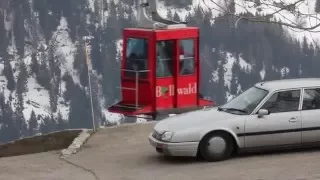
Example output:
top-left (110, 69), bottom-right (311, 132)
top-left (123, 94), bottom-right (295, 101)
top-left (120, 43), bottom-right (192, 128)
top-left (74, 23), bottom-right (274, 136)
top-left (200, 0), bottom-right (320, 32)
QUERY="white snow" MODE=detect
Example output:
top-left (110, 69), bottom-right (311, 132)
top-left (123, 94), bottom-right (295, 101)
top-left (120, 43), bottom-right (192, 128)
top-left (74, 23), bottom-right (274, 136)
top-left (60, 129), bottom-right (92, 158)
top-left (136, 118), bottom-right (148, 124)
top-left (103, 109), bottom-right (124, 125)
top-left (54, 17), bottom-right (80, 86)
top-left (23, 78), bottom-right (50, 120)
top-left (199, 0), bottom-right (320, 46)
top-left (224, 52), bottom-right (252, 89)
top-left (116, 39), bottom-right (123, 62)
top-left (260, 65), bottom-right (266, 80)
top-left (0, 16), bottom-right (73, 123)
top-left (211, 52), bottom-right (252, 89)
top-left (88, 0), bottom-right (95, 12)
top-left (3, 0), bottom-right (317, 129)
top-left (281, 66), bottom-right (290, 77)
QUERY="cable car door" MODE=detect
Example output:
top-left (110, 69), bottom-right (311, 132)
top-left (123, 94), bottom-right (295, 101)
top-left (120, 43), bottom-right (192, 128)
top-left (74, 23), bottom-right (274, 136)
top-left (176, 39), bottom-right (198, 107)
top-left (155, 40), bottom-right (175, 110)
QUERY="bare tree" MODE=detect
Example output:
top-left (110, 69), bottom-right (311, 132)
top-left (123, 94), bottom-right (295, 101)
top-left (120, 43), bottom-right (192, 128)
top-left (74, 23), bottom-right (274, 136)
top-left (199, 0), bottom-right (320, 32)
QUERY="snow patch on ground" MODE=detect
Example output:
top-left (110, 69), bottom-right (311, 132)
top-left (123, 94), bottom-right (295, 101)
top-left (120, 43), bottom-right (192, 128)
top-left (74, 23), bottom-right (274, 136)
top-left (136, 118), bottom-right (148, 124)
top-left (103, 110), bottom-right (124, 125)
top-left (60, 129), bottom-right (92, 158)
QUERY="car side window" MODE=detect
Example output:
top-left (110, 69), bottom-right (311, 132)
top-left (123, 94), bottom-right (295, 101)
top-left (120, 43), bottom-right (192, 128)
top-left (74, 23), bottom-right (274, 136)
top-left (302, 88), bottom-right (320, 110)
top-left (260, 90), bottom-right (301, 113)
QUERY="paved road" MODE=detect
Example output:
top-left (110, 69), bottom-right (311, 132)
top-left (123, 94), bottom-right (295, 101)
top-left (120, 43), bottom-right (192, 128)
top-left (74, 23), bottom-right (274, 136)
top-left (2, 122), bottom-right (320, 180)
top-left (0, 151), bottom-right (94, 180)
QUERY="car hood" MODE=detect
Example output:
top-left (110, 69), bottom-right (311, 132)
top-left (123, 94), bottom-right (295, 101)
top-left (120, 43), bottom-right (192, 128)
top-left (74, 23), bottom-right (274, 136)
top-left (153, 107), bottom-right (239, 133)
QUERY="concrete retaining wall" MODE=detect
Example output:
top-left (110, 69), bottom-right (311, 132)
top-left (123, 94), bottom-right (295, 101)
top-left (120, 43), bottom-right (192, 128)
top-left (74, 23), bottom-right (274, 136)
top-left (0, 130), bottom-right (83, 158)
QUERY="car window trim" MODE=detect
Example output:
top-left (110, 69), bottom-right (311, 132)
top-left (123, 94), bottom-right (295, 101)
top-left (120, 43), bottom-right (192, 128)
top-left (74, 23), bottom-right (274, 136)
top-left (301, 86), bottom-right (320, 111)
top-left (251, 87), bottom-right (303, 115)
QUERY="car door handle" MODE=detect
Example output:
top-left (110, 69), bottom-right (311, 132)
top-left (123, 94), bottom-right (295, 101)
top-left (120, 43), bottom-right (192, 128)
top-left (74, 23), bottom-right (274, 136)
top-left (288, 117), bottom-right (298, 123)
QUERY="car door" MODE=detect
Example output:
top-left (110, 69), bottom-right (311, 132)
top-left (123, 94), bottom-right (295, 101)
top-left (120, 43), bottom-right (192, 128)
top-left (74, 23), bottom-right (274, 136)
top-left (244, 89), bottom-right (302, 148)
top-left (301, 87), bottom-right (320, 144)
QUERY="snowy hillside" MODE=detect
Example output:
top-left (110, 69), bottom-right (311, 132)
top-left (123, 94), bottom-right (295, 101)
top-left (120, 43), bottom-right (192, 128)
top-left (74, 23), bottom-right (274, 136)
top-left (232, 0), bottom-right (320, 44)
top-left (164, 0), bottom-right (320, 45)
top-left (0, 0), bottom-right (319, 143)
top-left (101, 0), bottom-right (320, 122)
top-left (0, 16), bottom-right (70, 122)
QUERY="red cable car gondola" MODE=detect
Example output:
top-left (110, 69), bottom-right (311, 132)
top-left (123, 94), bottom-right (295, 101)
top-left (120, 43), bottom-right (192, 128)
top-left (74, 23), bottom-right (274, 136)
top-left (107, 0), bottom-right (215, 119)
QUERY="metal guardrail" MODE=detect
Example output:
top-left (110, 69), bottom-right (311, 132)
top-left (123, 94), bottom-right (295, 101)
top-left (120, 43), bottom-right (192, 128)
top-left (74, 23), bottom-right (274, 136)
top-left (115, 68), bottom-right (150, 109)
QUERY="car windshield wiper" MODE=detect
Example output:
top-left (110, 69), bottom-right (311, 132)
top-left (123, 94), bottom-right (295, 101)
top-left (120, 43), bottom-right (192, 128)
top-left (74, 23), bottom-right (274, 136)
top-left (218, 107), bottom-right (248, 114)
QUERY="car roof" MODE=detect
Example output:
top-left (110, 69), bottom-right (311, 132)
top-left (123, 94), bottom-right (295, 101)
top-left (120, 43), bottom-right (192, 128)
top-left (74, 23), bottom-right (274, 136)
top-left (255, 78), bottom-right (320, 91)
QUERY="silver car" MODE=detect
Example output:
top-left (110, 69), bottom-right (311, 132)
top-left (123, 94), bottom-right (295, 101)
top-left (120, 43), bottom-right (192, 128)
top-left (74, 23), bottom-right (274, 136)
top-left (148, 78), bottom-right (320, 161)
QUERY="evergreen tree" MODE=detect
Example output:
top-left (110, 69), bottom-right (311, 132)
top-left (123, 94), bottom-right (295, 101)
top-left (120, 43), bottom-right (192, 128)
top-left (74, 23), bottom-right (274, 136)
top-left (16, 60), bottom-right (28, 110)
top-left (230, 57), bottom-right (241, 95)
top-left (254, 0), bottom-right (261, 6)
top-left (228, 0), bottom-right (236, 13)
top-left (36, 57), bottom-right (50, 89)
top-left (315, 0), bottom-right (320, 13)
top-left (30, 52), bottom-right (39, 76)
top-left (28, 110), bottom-right (38, 136)
top-left (216, 52), bottom-right (227, 105)
top-left (3, 53), bottom-right (15, 91)
top-left (301, 36), bottom-right (312, 77)
top-left (13, 2), bottom-right (25, 58)
top-left (0, 92), bottom-right (16, 143)
top-left (0, 0), bottom-right (318, 141)
top-left (62, 72), bottom-right (75, 102)
top-left (173, 12), bottom-right (181, 22)
top-left (159, 0), bottom-right (193, 8)
top-left (90, 31), bottom-right (103, 75)
top-left (49, 76), bottom-right (59, 113)
top-left (13, 108), bottom-right (28, 138)
top-left (166, 10), bottom-right (173, 20)
top-left (74, 41), bottom-right (88, 87)
top-left (40, 115), bottom-right (57, 134)
top-left (105, 0), bottom-right (120, 38)
top-left (56, 111), bottom-right (68, 130)
top-left (101, 40), bottom-right (119, 106)
top-left (0, 10), bottom-right (7, 58)
top-left (200, 44), bottom-right (214, 98)
top-left (34, 0), bottom-right (60, 42)
top-left (68, 84), bottom-right (92, 129)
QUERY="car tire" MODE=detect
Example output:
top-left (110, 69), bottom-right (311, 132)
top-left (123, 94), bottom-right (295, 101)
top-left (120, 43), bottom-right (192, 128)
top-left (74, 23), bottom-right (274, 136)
top-left (199, 132), bottom-right (234, 162)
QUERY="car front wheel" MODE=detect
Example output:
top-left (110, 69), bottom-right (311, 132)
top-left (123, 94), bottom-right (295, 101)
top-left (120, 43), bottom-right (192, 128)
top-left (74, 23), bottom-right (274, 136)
top-left (199, 132), bottom-right (234, 162)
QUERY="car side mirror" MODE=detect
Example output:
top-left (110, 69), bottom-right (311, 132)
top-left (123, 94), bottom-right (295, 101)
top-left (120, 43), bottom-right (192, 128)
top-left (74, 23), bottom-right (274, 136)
top-left (258, 109), bottom-right (269, 118)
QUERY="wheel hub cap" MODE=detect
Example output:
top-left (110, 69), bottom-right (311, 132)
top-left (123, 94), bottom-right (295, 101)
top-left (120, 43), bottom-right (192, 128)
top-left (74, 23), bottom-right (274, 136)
top-left (207, 137), bottom-right (226, 155)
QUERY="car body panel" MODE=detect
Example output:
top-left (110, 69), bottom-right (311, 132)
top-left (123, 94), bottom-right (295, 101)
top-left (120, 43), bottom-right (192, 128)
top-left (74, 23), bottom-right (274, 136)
top-left (301, 109), bottom-right (320, 143)
top-left (148, 133), bottom-right (199, 156)
top-left (243, 111), bottom-right (302, 148)
top-left (153, 107), bottom-right (246, 145)
top-left (148, 78), bottom-right (320, 158)
top-left (153, 107), bottom-right (237, 133)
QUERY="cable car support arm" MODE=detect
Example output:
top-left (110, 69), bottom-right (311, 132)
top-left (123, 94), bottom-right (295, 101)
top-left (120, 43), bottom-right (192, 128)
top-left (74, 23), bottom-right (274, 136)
top-left (137, 0), bottom-right (187, 29)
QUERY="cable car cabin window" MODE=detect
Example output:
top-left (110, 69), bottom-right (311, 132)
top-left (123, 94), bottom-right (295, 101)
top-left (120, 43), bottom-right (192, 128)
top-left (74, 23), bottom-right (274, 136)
top-left (156, 40), bottom-right (174, 77)
top-left (179, 39), bottom-right (195, 75)
top-left (125, 38), bottom-right (148, 78)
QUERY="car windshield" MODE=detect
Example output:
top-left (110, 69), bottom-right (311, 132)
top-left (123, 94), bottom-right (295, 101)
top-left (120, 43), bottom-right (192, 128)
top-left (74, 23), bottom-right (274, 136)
top-left (219, 86), bottom-right (269, 115)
